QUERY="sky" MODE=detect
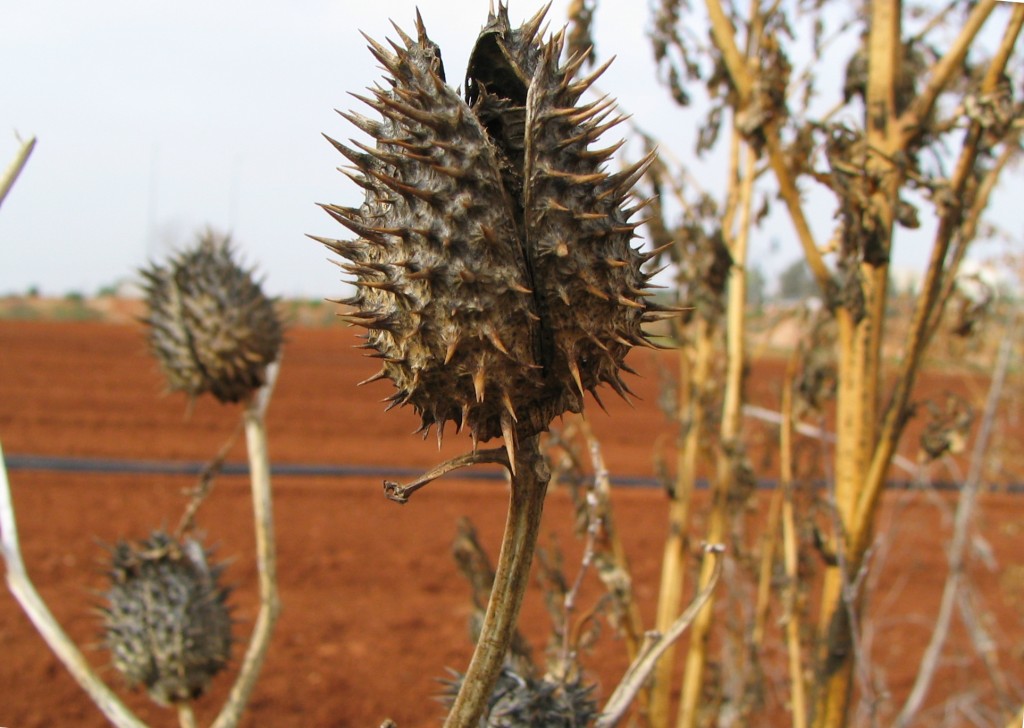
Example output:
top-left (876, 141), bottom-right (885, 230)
top-left (1, 1), bottom-right (1020, 299)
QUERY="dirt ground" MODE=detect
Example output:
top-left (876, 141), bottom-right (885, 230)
top-left (0, 318), bottom-right (1021, 727)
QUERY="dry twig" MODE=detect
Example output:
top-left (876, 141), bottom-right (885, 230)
top-left (211, 358), bottom-right (282, 728)
top-left (1, 442), bottom-right (147, 728)
top-left (896, 313), bottom-right (1018, 727)
top-left (0, 135), bottom-right (35, 211)
top-left (596, 543), bottom-right (726, 728)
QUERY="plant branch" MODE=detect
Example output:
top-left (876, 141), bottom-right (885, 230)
top-left (578, 418), bottom-right (646, 666)
top-left (0, 441), bottom-right (147, 728)
top-left (596, 544), bottom-right (725, 728)
top-left (0, 135), bottom-right (35, 211)
top-left (956, 587), bottom-right (1016, 718)
top-left (900, 0), bottom-right (999, 148)
top-left (443, 435), bottom-right (550, 728)
top-left (178, 703), bottom-right (198, 728)
top-left (175, 418), bottom-right (245, 539)
top-left (383, 447), bottom-right (510, 504)
top-left (676, 138), bottom-right (755, 728)
top-left (895, 312), bottom-right (1017, 727)
top-left (211, 359), bottom-right (282, 728)
top-left (649, 316), bottom-right (714, 726)
top-left (926, 130), bottom-right (1021, 343)
top-left (780, 361), bottom-right (808, 728)
top-left (703, 0), bottom-right (831, 293)
top-left (853, 7), bottom-right (1024, 559)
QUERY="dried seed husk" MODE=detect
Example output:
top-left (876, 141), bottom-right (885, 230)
top-left (321, 4), bottom-right (670, 451)
top-left (141, 231), bottom-right (282, 404)
top-left (100, 531), bottom-right (232, 706)
top-left (440, 664), bottom-right (600, 727)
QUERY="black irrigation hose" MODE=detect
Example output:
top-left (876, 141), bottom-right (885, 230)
top-left (6, 454), bottom-right (1022, 493)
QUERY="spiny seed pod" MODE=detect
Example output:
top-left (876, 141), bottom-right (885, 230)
top-left (141, 231), bottom-right (283, 404)
top-left (316, 4), bottom-right (671, 459)
top-left (100, 531), bottom-right (232, 705)
top-left (441, 665), bottom-right (599, 727)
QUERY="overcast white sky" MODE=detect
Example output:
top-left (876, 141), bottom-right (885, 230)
top-left (1, 1), bottom-right (1019, 299)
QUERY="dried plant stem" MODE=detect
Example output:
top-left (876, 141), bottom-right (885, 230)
top-left (676, 139), bottom-right (756, 728)
top-left (956, 588), bottom-right (1016, 718)
top-left (384, 447), bottom-right (510, 504)
top-left (578, 418), bottom-right (646, 665)
top-left (0, 135), bottom-right (35, 211)
top-left (211, 360), bottom-right (281, 728)
top-left (813, 7), bottom-right (1021, 726)
top-left (703, 0), bottom-right (829, 291)
top-left (649, 315), bottom-right (714, 726)
top-left (596, 544), bottom-right (725, 728)
top-left (852, 0), bottom-right (1023, 567)
top-left (895, 314), bottom-right (1017, 728)
top-left (0, 441), bottom-right (147, 728)
top-left (752, 486), bottom-right (783, 649)
top-left (443, 435), bottom-right (550, 728)
top-left (811, 1), bottom-right (901, 720)
top-left (178, 703), bottom-right (198, 728)
top-left (780, 360), bottom-right (808, 728)
top-left (175, 418), bottom-right (244, 539)
top-left (926, 128), bottom-right (1021, 344)
top-left (1005, 703), bottom-right (1024, 728)
top-left (900, 0), bottom-right (998, 146)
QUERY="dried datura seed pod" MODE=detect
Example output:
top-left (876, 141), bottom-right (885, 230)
top-left (141, 231), bottom-right (283, 404)
top-left (100, 531), bottom-right (232, 705)
top-left (317, 4), bottom-right (670, 458)
top-left (442, 665), bottom-right (600, 727)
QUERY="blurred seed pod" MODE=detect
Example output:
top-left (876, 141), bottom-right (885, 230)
top-left (949, 272), bottom-right (994, 339)
top-left (100, 531), bottom-right (232, 706)
top-left (317, 5), bottom-right (672, 457)
top-left (141, 231), bottom-right (283, 404)
top-left (441, 665), bottom-right (599, 727)
top-left (919, 393), bottom-right (974, 462)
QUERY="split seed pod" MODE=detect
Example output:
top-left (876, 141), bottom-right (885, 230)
top-left (100, 531), bottom-right (232, 705)
top-left (141, 231), bottom-right (283, 404)
top-left (318, 5), bottom-right (670, 458)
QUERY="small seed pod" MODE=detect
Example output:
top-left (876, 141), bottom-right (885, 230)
top-left (100, 531), bottom-right (232, 705)
top-left (442, 665), bottom-right (599, 727)
top-left (141, 231), bottom-right (283, 404)
top-left (317, 4), bottom-right (671, 457)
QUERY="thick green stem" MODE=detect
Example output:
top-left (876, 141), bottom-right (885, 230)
top-left (444, 435), bottom-right (550, 728)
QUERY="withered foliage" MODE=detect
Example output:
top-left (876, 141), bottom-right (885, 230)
top-left (918, 392), bottom-right (975, 462)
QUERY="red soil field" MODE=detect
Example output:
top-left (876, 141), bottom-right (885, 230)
top-left (0, 318), bottom-right (1021, 727)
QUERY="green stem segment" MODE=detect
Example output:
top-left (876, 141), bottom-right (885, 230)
top-left (444, 435), bottom-right (551, 728)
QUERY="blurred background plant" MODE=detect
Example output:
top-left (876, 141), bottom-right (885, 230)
top-left (1, 227), bottom-right (285, 728)
top-left (521, 0), bottom-right (1024, 726)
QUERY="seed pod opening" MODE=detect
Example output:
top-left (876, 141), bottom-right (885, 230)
top-left (100, 531), bottom-right (232, 706)
top-left (141, 231), bottom-right (283, 404)
top-left (319, 4), bottom-right (670, 453)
